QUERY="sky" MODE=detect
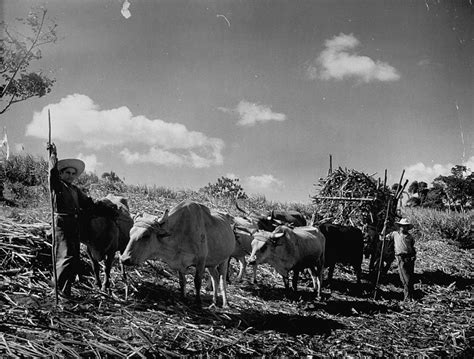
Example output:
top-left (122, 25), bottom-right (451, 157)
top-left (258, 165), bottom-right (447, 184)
top-left (2, 0), bottom-right (473, 203)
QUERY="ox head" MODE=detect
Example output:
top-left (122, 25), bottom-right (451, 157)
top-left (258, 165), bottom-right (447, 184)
top-left (120, 209), bottom-right (171, 266)
top-left (248, 227), bottom-right (287, 265)
top-left (232, 225), bottom-right (256, 254)
top-left (256, 210), bottom-right (284, 232)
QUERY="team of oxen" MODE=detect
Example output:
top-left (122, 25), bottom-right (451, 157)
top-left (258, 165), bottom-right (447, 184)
top-left (83, 197), bottom-right (390, 308)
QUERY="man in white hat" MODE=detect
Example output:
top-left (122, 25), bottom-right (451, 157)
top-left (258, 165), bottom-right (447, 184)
top-left (47, 143), bottom-right (107, 298)
top-left (385, 218), bottom-right (416, 301)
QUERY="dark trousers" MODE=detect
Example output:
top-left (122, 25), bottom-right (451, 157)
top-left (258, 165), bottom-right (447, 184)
top-left (54, 216), bottom-right (81, 296)
top-left (396, 254), bottom-right (415, 300)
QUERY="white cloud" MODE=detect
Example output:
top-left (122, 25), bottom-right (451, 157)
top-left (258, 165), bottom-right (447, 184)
top-left (219, 100), bottom-right (286, 127)
top-left (26, 94), bottom-right (224, 168)
top-left (119, 146), bottom-right (222, 168)
top-left (77, 153), bottom-right (101, 173)
top-left (307, 33), bottom-right (400, 83)
top-left (245, 174), bottom-right (284, 191)
top-left (404, 156), bottom-right (474, 184)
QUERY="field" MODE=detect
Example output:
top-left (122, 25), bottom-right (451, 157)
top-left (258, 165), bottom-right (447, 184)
top-left (1, 187), bottom-right (473, 358)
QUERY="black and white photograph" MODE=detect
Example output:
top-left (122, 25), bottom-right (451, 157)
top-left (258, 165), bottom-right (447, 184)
top-left (1, 0), bottom-right (473, 357)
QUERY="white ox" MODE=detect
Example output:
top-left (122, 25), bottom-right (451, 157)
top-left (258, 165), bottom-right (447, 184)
top-left (248, 225), bottom-right (326, 298)
top-left (120, 200), bottom-right (235, 307)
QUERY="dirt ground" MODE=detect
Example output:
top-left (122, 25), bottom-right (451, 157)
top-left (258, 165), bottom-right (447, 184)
top-left (1, 203), bottom-right (473, 357)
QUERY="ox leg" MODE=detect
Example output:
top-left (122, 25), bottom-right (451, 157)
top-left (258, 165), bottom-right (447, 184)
top-left (282, 274), bottom-right (290, 293)
top-left (101, 254), bottom-right (115, 292)
top-left (219, 262), bottom-right (229, 308)
top-left (207, 267), bottom-right (219, 306)
top-left (235, 257), bottom-right (246, 283)
top-left (354, 263), bottom-right (362, 285)
top-left (369, 254), bottom-right (377, 274)
top-left (317, 265), bottom-right (323, 298)
top-left (178, 271), bottom-right (187, 301)
top-left (209, 261), bottom-right (229, 308)
top-left (86, 247), bottom-right (102, 289)
top-left (292, 269), bottom-right (300, 292)
top-left (193, 262), bottom-right (206, 306)
top-left (308, 267), bottom-right (322, 299)
top-left (225, 257), bottom-right (232, 284)
top-left (251, 264), bottom-right (257, 285)
top-left (327, 265), bottom-right (335, 286)
top-left (120, 261), bottom-right (129, 300)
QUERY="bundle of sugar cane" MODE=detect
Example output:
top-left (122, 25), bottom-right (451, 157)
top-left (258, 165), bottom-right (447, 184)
top-left (312, 167), bottom-right (397, 230)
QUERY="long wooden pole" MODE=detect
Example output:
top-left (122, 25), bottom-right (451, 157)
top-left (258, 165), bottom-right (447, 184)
top-left (373, 198), bottom-right (392, 300)
top-left (48, 109), bottom-right (59, 305)
top-left (313, 196), bottom-right (375, 202)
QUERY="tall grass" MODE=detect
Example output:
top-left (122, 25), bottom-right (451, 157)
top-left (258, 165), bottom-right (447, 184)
top-left (403, 207), bottom-right (473, 249)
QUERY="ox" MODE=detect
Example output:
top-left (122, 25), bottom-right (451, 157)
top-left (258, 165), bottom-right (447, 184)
top-left (248, 225), bottom-right (325, 298)
top-left (84, 194), bottom-right (133, 291)
top-left (256, 210), bottom-right (307, 232)
top-left (230, 227), bottom-right (257, 283)
top-left (120, 200), bottom-right (235, 307)
top-left (318, 223), bottom-right (364, 285)
top-left (363, 224), bottom-right (396, 279)
top-left (235, 202), bottom-right (307, 232)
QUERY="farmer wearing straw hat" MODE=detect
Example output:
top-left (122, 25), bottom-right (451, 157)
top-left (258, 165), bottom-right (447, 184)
top-left (385, 218), bottom-right (416, 301)
top-left (47, 143), bottom-right (116, 298)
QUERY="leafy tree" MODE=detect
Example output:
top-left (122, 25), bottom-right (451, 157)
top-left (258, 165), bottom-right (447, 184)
top-left (201, 176), bottom-right (248, 200)
top-left (422, 184), bottom-right (447, 210)
top-left (408, 180), bottom-right (429, 205)
top-left (434, 165), bottom-right (474, 209)
top-left (101, 171), bottom-right (123, 183)
top-left (1, 7), bottom-right (58, 114)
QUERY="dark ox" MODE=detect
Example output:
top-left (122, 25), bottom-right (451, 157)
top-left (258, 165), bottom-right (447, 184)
top-left (120, 200), bottom-right (235, 307)
top-left (84, 194), bottom-right (133, 291)
top-left (318, 223), bottom-right (364, 285)
top-left (256, 210), bottom-right (307, 232)
top-left (363, 225), bottom-right (395, 278)
top-left (248, 225), bottom-right (325, 298)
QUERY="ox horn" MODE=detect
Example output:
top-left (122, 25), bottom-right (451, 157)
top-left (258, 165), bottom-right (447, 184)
top-left (157, 209), bottom-right (169, 224)
top-left (133, 212), bottom-right (143, 221)
top-left (271, 232), bottom-right (285, 239)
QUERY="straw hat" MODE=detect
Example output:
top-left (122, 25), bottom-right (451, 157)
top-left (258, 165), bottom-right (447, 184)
top-left (58, 158), bottom-right (85, 177)
top-left (396, 218), bottom-right (413, 229)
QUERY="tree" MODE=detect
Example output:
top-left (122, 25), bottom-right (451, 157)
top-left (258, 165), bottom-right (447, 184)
top-left (422, 184), bottom-right (447, 210)
top-left (433, 165), bottom-right (474, 210)
top-left (408, 180), bottom-right (429, 205)
top-left (1, 7), bottom-right (57, 115)
top-left (201, 176), bottom-right (248, 200)
top-left (101, 171), bottom-right (123, 183)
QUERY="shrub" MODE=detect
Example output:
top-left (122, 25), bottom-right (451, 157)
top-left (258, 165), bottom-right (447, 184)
top-left (0, 154), bottom-right (49, 205)
top-left (1, 154), bottom-right (48, 187)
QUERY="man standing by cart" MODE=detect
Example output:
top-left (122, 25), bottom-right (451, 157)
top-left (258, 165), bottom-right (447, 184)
top-left (385, 218), bottom-right (416, 301)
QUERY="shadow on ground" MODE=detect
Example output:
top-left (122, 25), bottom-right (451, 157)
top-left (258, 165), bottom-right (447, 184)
top-left (235, 310), bottom-right (344, 335)
top-left (417, 269), bottom-right (473, 289)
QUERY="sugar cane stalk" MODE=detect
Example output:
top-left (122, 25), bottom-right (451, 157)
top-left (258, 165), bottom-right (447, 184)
top-left (47, 109), bottom-right (59, 305)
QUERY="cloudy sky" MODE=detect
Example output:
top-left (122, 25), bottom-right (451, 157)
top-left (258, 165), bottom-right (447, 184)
top-left (3, 0), bottom-right (473, 202)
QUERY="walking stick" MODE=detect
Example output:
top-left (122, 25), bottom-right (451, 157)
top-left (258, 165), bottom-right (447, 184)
top-left (47, 109), bottom-right (59, 305)
top-left (373, 198), bottom-right (392, 300)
